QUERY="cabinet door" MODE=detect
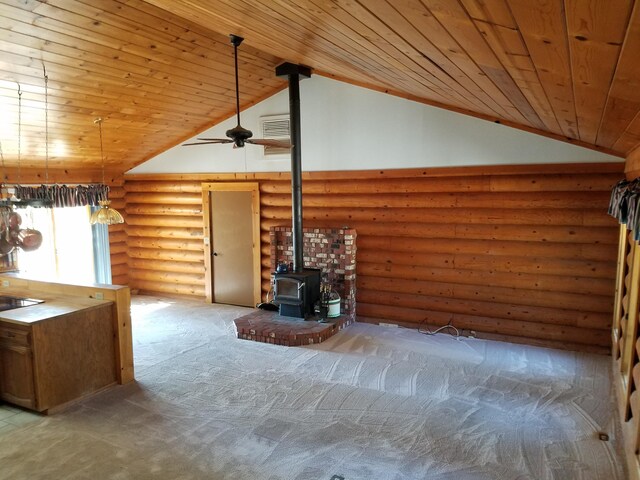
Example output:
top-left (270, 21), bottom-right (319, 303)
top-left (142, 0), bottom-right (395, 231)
top-left (0, 343), bottom-right (36, 410)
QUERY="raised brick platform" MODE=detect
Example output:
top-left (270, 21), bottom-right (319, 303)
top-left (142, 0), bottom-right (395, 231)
top-left (234, 309), bottom-right (353, 346)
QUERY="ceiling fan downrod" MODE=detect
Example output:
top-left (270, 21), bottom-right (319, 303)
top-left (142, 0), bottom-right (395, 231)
top-left (226, 34), bottom-right (253, 147)
top-left (230, 34), bottom-right (243, 129)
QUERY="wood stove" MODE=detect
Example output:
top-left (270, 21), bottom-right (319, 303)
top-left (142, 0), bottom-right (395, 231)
top-left (273, 268), bottom-right (321, 318)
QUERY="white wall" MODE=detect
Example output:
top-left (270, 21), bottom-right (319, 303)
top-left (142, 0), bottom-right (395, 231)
top-left (129, 76), bottom-right (622, 174)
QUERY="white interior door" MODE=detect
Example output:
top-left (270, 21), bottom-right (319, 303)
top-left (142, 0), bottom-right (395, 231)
top-left (202, 183), bottom-right (261, 307)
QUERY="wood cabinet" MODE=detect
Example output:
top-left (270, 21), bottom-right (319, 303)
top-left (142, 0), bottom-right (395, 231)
top-left (0, 302), bottom-right (116, 413)
top-left (0, 323), bottom-right (35, 409)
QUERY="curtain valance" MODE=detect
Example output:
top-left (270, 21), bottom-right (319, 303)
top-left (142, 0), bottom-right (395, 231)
top-left (13, 184), bottom-right (109, 208)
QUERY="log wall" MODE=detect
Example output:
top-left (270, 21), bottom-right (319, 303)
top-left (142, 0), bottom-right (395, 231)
top-left (124, 179), bottom-right (206, 297)
top-left (108, 182), bottom-right (128, 286)
top-left (124, 163), bottom-right (623, 352)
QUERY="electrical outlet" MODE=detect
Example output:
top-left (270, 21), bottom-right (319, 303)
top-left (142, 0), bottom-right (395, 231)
top-left (379, 322), bottom-right (398, 328)
top-left (95, 292), bottom-right (104, 300)
top-left (1, 280), bottom-right (9, 287)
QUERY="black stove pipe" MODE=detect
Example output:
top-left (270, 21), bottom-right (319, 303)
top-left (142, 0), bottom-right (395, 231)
top-left (288, 72), bottom-right (303, 273)
top-left (276, 63), bottom-right (311, 273)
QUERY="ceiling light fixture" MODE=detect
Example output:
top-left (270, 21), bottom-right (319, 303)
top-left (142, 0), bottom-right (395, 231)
top-left (89, 117), bottom-right (124, 225)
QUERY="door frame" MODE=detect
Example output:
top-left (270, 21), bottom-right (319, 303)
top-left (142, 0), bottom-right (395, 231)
top-left (201, 182), bottom-right (261, 306)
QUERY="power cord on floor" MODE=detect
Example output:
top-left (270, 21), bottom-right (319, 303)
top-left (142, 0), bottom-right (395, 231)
top-left (418, 318), bottom-right (460, 339)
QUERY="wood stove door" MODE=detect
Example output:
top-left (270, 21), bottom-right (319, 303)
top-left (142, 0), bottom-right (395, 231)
top-left (202, 183), bottom-right (261, 308)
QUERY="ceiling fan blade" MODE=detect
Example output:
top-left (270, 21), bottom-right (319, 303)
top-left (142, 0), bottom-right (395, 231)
top-left (246, 138), bottom-right (291, 149)
top-left (195, 138), bottom-right (235, 142)
top-left (183, 139), bottom-right (233, 146)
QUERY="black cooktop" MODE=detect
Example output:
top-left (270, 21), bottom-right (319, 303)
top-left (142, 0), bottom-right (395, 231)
top-left (0, 295), bottom-right (44, 312)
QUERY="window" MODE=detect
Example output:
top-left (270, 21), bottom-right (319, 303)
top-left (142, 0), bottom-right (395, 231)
top-left (18, 206), bottom-right (109, 284)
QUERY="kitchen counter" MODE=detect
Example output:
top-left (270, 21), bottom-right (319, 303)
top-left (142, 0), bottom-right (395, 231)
top-left (0, 272), bottom-right (133, 383)
top-left (0, 294), bottom-right (113, 325)
top-left (0, 274), bottom-right (133, 413)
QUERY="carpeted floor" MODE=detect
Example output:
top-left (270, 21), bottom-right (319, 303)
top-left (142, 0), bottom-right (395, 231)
top-left (0, 295), bottom-right (625, 479)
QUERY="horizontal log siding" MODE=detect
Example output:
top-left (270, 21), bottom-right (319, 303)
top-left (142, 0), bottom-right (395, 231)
top-left (124, 163), bottom-right (623, 352)
top-left (124, 180), bottom-right (205, 297)
top-left (108, 183), bottom-right (128, 285)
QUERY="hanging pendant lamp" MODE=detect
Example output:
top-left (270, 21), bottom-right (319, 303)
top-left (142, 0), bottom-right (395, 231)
top-left (89, 118), bottom-right (124, 225)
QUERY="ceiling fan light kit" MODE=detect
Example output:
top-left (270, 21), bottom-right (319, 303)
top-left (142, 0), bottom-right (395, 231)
top-left (183, 34), bottom-right (291, 150)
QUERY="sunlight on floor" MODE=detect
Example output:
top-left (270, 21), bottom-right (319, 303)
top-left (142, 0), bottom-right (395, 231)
top-left (130, 299), bottom-right (173, 323)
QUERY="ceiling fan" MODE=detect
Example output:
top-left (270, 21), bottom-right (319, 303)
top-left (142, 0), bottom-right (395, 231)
top-left (183, 35), bottom-right (291, 149)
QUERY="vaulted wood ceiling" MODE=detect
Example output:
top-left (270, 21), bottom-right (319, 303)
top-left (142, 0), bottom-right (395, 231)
top-left (0, 0), bottom-right (638, 178)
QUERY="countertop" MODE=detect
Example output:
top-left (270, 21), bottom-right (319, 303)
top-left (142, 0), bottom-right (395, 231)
top-left (0, 293), bottom-right (113, 326)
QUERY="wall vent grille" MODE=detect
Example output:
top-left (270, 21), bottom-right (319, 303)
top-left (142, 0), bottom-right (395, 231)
top-left (260, 114), bottom-right (290, 157)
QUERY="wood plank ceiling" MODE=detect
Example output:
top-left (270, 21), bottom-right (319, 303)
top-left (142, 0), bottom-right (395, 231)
top-left (0, 0), bottom-right (639, 177)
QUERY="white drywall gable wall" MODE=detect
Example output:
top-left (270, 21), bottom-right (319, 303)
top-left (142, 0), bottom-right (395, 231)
top-left (129, 75), bottom-right (621, 174)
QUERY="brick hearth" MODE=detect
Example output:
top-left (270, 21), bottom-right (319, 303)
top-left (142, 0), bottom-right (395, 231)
top-left (234, 309), bottom-right (353, 346)
top-left (232, 226), bottom-right (357, 346)
top-left (270, 226), bottom-right (357, 321)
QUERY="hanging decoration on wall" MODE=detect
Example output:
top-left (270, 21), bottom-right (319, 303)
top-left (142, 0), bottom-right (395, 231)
top-left (89, 117), bottom-right (124, 225)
